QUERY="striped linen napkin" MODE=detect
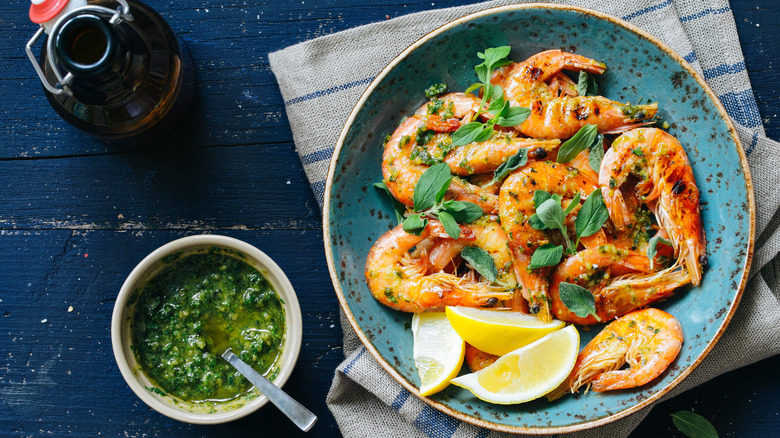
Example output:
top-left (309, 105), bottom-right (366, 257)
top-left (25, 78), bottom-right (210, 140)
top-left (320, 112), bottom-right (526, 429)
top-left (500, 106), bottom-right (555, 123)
top-left (269, 1), bottom-right (780, 436)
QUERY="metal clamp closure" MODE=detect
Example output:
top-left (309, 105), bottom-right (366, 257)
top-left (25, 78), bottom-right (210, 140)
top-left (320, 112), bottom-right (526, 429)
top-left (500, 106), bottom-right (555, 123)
top-left (25, 0), bottom-right (134, 96)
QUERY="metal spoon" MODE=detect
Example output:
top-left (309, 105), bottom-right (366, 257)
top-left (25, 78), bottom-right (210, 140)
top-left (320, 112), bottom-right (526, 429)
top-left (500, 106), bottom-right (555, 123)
top-left (222, 348), bottom-right (317, 431)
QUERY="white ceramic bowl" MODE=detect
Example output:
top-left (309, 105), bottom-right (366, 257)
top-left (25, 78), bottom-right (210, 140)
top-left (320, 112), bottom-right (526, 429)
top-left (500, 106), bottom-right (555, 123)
top-left (111, 234), bottom-right (303, 424)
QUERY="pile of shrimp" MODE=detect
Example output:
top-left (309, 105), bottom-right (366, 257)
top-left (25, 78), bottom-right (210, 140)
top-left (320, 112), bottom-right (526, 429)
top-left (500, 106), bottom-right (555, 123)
top-left (364, 49), bottom-right (706, 397)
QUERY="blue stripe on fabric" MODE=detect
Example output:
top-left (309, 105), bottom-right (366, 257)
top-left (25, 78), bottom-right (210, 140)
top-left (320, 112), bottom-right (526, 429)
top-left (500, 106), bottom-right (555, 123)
top-left (343, 346), bottom-right (366, 375)
top-left (284, 77), bottom-right (376, 106)
top-left (413, 404), bottom-right (461, 438)
top-left (621, 0), bottom-right (672, 21)
top-left (683, 51), bottom-right (698, 64)
top-left (702, 62), bottom-right (746, 80)
top-left (301, 147), bottom-right (334, 165)
top-left (391, 388), bottom-right (411, 410)
top-left (679, 6), bottom-right (731, 23)
top-left (474, 428), bottom-right (490, 438)
top-left (746, 131), bottom-right (758, 157)
top-left (717, 89), bottom-right (763, 129)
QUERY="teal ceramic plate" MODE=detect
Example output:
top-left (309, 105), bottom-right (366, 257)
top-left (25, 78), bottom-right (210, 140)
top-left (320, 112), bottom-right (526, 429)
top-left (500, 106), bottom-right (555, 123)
top-left (323, 4), bottom-right (754, 434)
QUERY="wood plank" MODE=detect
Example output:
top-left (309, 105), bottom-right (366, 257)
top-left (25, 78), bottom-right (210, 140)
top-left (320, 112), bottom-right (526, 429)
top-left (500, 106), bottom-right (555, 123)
top-left (0, 144), bottom-right (321, 230)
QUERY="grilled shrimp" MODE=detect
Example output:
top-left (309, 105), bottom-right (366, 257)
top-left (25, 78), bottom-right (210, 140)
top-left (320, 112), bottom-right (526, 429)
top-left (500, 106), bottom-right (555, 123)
top-left (599, 128), bottom-right (706, 285)
top-left (442, 135), bottom-right (559, 176)
top-left (494, 50), bottom-right (658, 139)
top-left (384, 92), bottom-right (557, 213)
top-left (549, 246), bottom-right (691, 325)
top-left (382, 115), bottom-right (499, 213)
top-left (549, 308), bottom-right (683, 399)
top-left (498, 161), bottom-right (598, 322)
top-left (365, 219), bottom-right (514, 313)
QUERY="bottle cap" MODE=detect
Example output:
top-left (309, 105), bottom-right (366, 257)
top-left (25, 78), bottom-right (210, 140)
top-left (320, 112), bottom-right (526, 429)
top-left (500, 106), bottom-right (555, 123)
top-left (29, 0), bottom-right (70, 24)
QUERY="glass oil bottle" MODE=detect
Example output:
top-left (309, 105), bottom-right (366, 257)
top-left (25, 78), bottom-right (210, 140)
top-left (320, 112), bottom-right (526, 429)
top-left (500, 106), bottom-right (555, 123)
top-left (26, 0), bottom-right (196, 145)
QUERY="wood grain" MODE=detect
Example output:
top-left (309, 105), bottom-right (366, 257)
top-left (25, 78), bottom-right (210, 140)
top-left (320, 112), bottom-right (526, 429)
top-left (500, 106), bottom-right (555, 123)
top-left (0, 0), bottom-right (777, 437)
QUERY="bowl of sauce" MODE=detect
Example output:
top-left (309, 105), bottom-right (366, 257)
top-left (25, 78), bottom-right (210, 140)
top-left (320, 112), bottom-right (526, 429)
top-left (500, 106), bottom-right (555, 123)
top-left (111, 235), bottom-right (303, 424)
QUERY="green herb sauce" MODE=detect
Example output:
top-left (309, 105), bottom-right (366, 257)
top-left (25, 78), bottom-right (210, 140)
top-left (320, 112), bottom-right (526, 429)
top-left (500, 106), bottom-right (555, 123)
top-left (132, 251), bottom-right (285, 404)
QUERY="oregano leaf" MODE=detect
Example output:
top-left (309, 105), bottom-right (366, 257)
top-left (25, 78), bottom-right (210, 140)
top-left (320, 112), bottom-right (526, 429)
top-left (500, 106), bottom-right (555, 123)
top-left (437, 210), bottom-right (460, 239)
top-left (492, 148), bottom-right (529, 183)
top-left (588, 133), bottom-right (605, 173)
top-left (374, 182), bottom-right (406, 225)
top-left (558, 282), bottom-right (600, 320)
top-left (536, 198), bottom-right (567, 233)
top-left (402, 214), bottom-right (427, 236)
top-left (528, 243), bottom-right (563, 269)
top-left (557, 124), bottom-right (598, 163)
top-left (670, 411), bottom-right (719, 438)
top-left (575, 189), bottom-right (609, 239)
top-left (563, 192), bottom-right (581, 216)
top-left (461, 246), bottom-right (498, 282)
top-left (413, 163), bottom-right (452, 211)
top-left (442, 200), bottom-right (483, 223)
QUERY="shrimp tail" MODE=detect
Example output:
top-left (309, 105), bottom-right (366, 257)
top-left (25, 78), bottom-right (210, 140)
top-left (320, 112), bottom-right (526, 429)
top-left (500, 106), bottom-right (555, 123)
top-left (591, 315), bottom-right (683, 391)
top-left (602, 187), bottom-right (632, 229)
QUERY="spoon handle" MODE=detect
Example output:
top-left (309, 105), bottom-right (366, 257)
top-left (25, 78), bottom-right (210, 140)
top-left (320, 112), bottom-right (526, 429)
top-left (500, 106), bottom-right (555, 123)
top-left (222, 349), bottom-right (317, 432)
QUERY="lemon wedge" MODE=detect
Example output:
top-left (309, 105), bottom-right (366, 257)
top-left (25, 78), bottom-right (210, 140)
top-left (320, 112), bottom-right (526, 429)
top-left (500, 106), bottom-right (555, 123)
top-left (449, 325), bottom-right (579, 404)
top-left (445, 306), bottom-right (565, 356)
top-left (412, 312), bottom-right (465, 396)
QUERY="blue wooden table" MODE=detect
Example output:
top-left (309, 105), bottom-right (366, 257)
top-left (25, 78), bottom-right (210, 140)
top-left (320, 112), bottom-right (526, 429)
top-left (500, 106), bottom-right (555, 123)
top-left (0, 1), bottom-right (777, 436)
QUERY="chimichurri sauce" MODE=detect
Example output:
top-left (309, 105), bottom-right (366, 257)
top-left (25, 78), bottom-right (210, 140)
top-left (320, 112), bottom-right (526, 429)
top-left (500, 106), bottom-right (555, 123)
top-left (132, 251), bottom-right (285, 403)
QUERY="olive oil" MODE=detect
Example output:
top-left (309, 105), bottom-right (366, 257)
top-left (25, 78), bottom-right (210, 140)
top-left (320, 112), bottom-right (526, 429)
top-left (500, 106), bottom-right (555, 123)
top-left (28, 0), bottom-right (196, 145)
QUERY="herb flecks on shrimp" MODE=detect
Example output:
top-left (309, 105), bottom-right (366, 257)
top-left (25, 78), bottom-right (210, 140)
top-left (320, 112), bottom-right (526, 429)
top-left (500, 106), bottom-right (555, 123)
top-left (365, 219), bottom-right (515, 313)
top-left (366, 47), bottom-right (707, 403)
top-left (599, 128), bottom-right (706, 285)
top-left (495, 50), bottom-right (658, 139)
top-left (548, 308), bottom-right (683, 399)
top-left (498, 161), bottom-right (600, 322)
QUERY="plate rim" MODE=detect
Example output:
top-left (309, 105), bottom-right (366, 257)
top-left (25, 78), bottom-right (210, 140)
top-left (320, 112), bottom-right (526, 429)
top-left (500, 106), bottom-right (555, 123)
top-left (323, 3), bottom-right (756, 434)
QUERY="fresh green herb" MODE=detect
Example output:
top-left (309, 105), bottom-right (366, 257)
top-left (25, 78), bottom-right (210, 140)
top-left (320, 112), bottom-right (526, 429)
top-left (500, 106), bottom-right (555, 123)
top-left (441, 199), bottom-right (484, 223)
top-left (401, 163), bottom-right (483, 238)
top-left (374, 182), bottom-right (407, 225)
top-left (526, 188), bottom-right (608, 269)
top-left (557, 124), bottom-right (599, 163)
top-left (647, 234), bottom-right (674, 268)
top-left (461, 246), bottom-right (498, 282)
top-left (632, 147), bottom-right (644, 157)
top-left (573, 188), bottom-right (610, 248)
top-left (437, 210), bottom-right (460, 239)
top-left (670, 411), bottom-right (719, 438)
top-left (558, 282), bottom-right (600, 320)
top-left (535, 198), bottom-right (575, 250)
top-left (425, 83), bottom-right (447, 99)
top-left (528, 214), bottom-right (547, 231)
top-left (412, 163), bottom-right (451, 211)
top-left (451, 47), bottom-right (530, 147)
top-left (588, 133), bottom-right (605, 173)
top-left (491, 148), bottom-right (528, 184)
top-left (402, 213), bottom-right (428, 235)
top-left (532, 190), bottom-right (557, 209)
top-left (576, 71), bottom-right (599, 97)
top-left (528, 190), bottom-right (558, 230)
top-left (528, 243), bottom-right (564, 269)
top-left (563, 192), bottom-right (581, 216)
